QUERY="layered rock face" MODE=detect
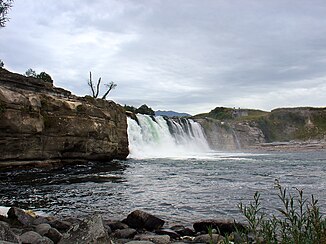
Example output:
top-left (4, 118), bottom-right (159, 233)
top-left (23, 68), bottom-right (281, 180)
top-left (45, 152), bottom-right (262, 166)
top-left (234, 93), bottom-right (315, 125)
top-left (0, 68), bottom-right (129, 167)
top-left (195, 107), bottom-right (326, 150)
top-left (195, 118), bottom-right (265, 150)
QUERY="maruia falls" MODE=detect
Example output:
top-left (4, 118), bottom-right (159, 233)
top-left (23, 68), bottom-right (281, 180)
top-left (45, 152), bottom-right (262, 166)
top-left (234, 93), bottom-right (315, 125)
top-left (127, 114), bottom-right (211, 158)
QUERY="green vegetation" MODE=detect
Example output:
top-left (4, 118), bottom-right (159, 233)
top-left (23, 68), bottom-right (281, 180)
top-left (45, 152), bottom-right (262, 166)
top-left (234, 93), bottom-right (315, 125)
top-left (124, 105), bottom-right (136, 113)
top-left (256, 108), bottom-right (326, 142)
top-left (237, 182), bottom-right (326, 243)
top-left (76, 104), bottom-right (86, 113)
top-left (195, 106), bottom-right (326, 142)
top-left (37, 71), bottom-right (53, 83)
top-left (25, 68), bottom-right (37, 78)
top-left (193, 107), bottom-right (234, 120)
top-left (124, 104), bottom-right (155, 116)
top-left (235, 110), bottom-right (269, 122)
top-left (193, 107), bottom-right (268, 121)
top-left (135, 104), bottom-right (155, 116)
top-left (0, 59), bottom-right (4, 68)
top-left (25, 68), bottom-right (53, 83)
top-left (0, 0), bottom-right (13, 27)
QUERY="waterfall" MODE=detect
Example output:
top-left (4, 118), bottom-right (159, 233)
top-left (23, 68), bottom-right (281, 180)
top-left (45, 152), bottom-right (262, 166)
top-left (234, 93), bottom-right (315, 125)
top-left (127, 114), bottom-right (211, 158)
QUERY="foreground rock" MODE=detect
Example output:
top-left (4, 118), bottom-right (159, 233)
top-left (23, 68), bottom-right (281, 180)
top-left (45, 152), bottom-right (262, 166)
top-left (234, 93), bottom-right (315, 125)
top-left (0, 68), bottom-right (129, 168)
top-left (0, 221), bottom-right (19, 243)
top-left (20, 231), bottom-right (54, 244)
top-left (193, 234), bottom-right (224, 243)
top-left (124, 210), bottom-right (165, 231)
top-left (134, 234), bottom-right (170, 244)
top-left (7, 207), bottom-right (36, 226)
top-left (193, 219), bottom-right (246, 236)
top-left (0, 207), bottom-right (249, 244)
top-left (59, 214), bottom-right (110, 244)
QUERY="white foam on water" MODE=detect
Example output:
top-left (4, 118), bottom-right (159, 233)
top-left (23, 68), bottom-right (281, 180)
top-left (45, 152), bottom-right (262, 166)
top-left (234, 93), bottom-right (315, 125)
top-left (127, 114), bottom-right (212, 159)
top-left (0, 206), bottom-right (10, 217)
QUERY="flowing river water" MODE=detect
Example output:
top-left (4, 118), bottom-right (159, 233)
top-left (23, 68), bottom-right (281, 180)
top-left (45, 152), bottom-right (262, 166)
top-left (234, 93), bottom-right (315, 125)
top-left (0, 115), bottom-right (325, 226)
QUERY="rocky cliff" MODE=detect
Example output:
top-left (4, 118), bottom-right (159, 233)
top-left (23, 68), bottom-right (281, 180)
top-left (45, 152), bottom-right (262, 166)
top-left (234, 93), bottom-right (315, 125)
top-left (195, 118), bottom-right (265, 150)
top-left (194, 107), bottom-right (326, 151)
top-left (0, 68), bottom-right (129, 168)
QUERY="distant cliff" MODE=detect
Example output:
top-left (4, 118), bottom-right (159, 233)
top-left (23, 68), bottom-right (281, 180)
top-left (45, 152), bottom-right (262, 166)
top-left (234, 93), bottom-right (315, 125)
top-left (0, 68), bottom-right (129, 168)
top-left (194, 107), bottom-right (326, 150)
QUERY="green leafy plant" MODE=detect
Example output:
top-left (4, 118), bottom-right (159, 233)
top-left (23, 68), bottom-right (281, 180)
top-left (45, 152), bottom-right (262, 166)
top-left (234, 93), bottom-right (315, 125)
top-left (25, 68), bottom-right (37, 77)
top-left (25, 69), bottom-right (53, 83)
top-left (207, 225), bottom-right (214, 244)
top-left (37, 71), bottom-right (53, 83)
top-left (0, 0), bottom-right (13, 27)
top-left (238, 182), bottom-right (326, 243)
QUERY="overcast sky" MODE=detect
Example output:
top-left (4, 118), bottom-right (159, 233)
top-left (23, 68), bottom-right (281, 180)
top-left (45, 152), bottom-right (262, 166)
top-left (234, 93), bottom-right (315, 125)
top-left (1, 0), bottom-right (326, 114)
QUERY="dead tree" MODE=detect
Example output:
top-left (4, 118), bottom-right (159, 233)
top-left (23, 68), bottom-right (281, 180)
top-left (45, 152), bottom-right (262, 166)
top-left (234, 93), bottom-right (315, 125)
top-left (87, 71), bottom-right (117, 99)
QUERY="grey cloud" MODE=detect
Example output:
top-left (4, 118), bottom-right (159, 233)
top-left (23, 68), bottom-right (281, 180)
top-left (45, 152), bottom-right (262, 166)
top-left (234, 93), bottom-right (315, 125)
top-left (1, 0), bottom-right (326, 114)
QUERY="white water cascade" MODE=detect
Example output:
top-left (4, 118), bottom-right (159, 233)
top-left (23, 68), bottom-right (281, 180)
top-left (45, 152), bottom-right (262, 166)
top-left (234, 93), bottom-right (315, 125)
top-left (127, 114), bottom-right (211, 158)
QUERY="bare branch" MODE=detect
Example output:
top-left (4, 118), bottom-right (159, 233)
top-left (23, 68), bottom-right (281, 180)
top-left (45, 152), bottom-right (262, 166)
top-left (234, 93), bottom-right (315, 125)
top-left (101, 81), bottom-right (117, 99)
top-left (87, 71), bottom-right (96, 97)
top-left (95, 77), bottom-right (101, 98)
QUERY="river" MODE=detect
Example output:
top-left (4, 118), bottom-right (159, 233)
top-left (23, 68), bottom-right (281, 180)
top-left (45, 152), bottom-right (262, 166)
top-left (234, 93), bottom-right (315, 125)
top-left (1, 151), bottom-right (325, 226)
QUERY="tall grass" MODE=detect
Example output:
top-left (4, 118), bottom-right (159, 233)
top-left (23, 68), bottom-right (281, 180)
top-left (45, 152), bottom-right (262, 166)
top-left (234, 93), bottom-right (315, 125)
top-left (237, 182), bottom-right (326, 243)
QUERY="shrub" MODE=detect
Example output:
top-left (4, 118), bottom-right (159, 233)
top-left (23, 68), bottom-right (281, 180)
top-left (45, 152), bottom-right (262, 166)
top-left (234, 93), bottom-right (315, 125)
top-left (36, 71), bottom-right (53, 83)
top-left (135, 104), bottom-right (155, 116)
top-left (238, 182), bottom-right (326, 243)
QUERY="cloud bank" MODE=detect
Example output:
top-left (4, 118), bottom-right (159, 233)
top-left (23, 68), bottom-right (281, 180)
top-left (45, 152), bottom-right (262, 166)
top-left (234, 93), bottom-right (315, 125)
top-left (1, 0), bottom-right (326, 114)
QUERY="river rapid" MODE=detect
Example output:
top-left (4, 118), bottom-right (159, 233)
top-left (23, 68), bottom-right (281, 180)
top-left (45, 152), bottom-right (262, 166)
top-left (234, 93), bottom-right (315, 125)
top-left (1, 151), bottom-right (326, 226)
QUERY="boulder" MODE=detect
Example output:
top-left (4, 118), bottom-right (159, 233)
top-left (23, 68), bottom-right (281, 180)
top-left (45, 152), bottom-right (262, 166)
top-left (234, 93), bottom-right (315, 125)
top-left (107, 221), bottom-right (129, 231)
top-left (170, 225), bottom-right (195, 236)
top-left (155, 229), bottom-right (180, 239)
top-left (33, 216), bottom-right (54, 225)
top-left (36, 223), bottom-right (51, 236)
top-left (134, 234), bottom-right (170, 244)
top-left (20, 231), bottom-right (54, 244)
top-left (125, 241), bottom-right (154, 244)
top-left (124, 210), bottom-right (165, 231)
top-left (0, 221), bottom-right (19, 243)
top-left (49, 220), bottom-right (72, 232)
top-left (112, 228), bottom-right (137, 239)
top-left (44, 228), bottom-right (62, 243)
top-left (193, 233), bottom-right (224, 243)
top-left (35, 223), bottom-right (62, 243)
top-left (58, 214), bottom-right (110, 244)
top-left (7, 207), bottom-right (35, 226)
top-left (193, 219), bottom-right (245, 235)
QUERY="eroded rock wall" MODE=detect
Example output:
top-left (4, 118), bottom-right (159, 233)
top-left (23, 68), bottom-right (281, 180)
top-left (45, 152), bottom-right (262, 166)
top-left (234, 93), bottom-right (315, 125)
top-left (0, 68), bottom-right (129, 167)
top-left (195, 118), bottom-right (265, 150)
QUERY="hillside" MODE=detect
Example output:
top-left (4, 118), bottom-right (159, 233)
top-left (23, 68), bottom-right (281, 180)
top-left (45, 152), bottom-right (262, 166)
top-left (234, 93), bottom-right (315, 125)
top-left (194, 106), bottom-right (326, 146)
top-left (155, 110), bottom-right (191, 117)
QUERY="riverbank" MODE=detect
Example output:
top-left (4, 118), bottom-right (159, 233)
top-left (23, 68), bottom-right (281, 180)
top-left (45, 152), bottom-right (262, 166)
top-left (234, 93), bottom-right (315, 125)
top-left (0, 207), bottom-right (244, 243)
top-left (247, 139), bottom-right (326, 152)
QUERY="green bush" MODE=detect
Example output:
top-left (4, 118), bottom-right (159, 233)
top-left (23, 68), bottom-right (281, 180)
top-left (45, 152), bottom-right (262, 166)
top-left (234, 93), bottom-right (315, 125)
top-left (238, 182), bottom-right (326, 243)
top-left (36, 71), bottom-right (53, 83)
top-left (135, 104), bottom-right (155, 116)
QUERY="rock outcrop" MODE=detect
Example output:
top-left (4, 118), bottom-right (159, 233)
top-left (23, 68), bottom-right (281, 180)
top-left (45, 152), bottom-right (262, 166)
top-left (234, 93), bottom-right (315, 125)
top-left (195, 107), bottom-right (326, 151)
top-left (195, 118), bottom-right (265, 150)
top-left (0, 68), bottom-right (129, 168)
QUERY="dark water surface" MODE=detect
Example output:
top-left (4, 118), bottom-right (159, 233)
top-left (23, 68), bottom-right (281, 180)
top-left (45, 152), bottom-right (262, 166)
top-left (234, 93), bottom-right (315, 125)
top-left (1, 151), bottom-right (325, 226)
